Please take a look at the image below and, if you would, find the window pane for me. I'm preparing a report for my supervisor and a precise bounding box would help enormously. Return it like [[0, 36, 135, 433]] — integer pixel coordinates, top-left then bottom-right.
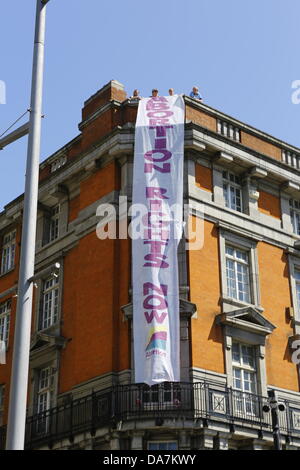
[[223, 184, 229, 207], [233, 343, 257, 407], [40, 277, 59, 330], [226, 246, 234, 257], [223, 173, 242, 212], [0, 300, 11, 347], [226, 246, 250, 302], [291, 204, 300, 235], [232, 343, 240, 363], [233, 368, 242, 390], [237, 264, 250, 302], [241, 345, 255, 367], [1, 231, 16, 274], [226, 259, 237, 299], [148, 442, 177, 450], [236, 249, 247, 262]]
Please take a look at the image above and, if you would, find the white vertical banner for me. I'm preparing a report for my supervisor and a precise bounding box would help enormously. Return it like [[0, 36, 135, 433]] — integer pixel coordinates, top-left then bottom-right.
[[132, 95, 185, 386]]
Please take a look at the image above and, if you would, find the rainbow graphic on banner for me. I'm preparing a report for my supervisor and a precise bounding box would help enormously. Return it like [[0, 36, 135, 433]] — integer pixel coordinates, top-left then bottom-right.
[[146, 327, 167, 352]]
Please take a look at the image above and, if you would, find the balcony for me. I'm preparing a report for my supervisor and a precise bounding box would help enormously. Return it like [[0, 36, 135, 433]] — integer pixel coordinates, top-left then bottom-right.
[[1, 380, 300, 449]]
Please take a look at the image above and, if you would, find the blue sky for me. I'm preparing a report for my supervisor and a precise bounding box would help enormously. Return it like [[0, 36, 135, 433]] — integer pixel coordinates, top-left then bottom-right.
[[0, 0, 299, 210]]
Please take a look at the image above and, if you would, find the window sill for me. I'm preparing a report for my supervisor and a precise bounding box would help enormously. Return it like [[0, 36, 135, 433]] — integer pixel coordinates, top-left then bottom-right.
[[41, 238, 60, 249], [221, 296, 264, 313], [36, 231, 69, 255], [36, 323, 60, 336]]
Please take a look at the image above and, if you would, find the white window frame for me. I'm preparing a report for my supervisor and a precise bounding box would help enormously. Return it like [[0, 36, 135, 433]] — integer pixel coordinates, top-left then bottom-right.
[[147, 441, 178, 450], [222, 328, 268, 397], [232, 342, 258, 416], [219, 229, 261, 311], [39, 276, 59, 331], [289, 199, 300, 236], [222, 171, 243, 212], [218, 308, 275, 400], [36, 366, 54, 433], [1, 230, 16, 275], [225, 245, 251, 303], [0, 300, 11, 348], [49, 205, 60, 243], [37, 367, 52, 413]]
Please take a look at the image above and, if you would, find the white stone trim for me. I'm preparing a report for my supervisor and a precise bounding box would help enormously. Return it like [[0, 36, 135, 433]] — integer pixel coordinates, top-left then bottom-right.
[[223, 329, 268, 396], [189, 196, 296, 249], [219, 227, 261, 310]]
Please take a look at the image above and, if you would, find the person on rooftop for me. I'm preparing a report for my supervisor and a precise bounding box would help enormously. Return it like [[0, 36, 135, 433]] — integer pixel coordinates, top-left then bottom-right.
[[130, 89, 141, 100], [189, 86, 203, 101]]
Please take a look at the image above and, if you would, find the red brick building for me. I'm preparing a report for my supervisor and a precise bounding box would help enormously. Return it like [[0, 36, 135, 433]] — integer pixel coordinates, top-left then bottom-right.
[[1, 80, 300, 450]]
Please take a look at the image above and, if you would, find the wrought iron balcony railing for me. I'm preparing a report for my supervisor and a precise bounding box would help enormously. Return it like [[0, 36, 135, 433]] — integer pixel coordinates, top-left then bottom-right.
[[1, 380, 300, 449]]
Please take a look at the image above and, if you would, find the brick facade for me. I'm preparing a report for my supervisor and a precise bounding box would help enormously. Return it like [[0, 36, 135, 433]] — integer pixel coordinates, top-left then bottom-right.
[[1, 80, 300, 450]]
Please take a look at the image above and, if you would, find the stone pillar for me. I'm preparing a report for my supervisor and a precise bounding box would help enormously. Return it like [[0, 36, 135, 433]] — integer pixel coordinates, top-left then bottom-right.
[[212, 166, 224, 206], [179, 431, 190, 450], [281, 193, 293, 232], [198, 429, 217, 450], [238, 173, 261, 219], [214, 432, 230, 450], [131, 432, 144, 450], [110, 433, 120, 450]]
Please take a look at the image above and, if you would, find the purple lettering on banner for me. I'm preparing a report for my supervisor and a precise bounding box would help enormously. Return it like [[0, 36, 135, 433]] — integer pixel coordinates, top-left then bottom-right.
[[146, 187, 169, 199], [143, 253, 169, 269], [149, 126, 174, 136], [143, 294, 168, 310], [147, 110, 174, 119], [146, 102, 170, 111], [149, 200, 164, 212], [144, 310, 168, 324], [143, 282, 168, 296], [149, 118, 171, 126], [143, 240, 168, 254], [144, 149, 172, 162], [143, 227, 170, 240], [144, 162, 171, 173], [142, 213, 167, 229], [133, 94, 184, 385], [154, 138, 167, 149]]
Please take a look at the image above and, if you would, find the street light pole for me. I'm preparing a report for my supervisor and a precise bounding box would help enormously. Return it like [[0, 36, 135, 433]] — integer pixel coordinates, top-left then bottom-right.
[[268, 390, 283, 451], [6, 0, 49, 450], [263, 390, 285, 450]]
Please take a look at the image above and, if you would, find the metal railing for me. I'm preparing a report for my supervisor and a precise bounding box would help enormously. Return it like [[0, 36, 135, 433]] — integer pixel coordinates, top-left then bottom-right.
[[1, 381, 300, 449]]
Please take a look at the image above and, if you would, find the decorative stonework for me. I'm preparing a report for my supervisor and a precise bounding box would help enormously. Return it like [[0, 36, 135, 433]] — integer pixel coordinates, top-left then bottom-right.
[[211, 392, 227, 414], [51, 155, 67, 173], [291, 409, 300, 430]]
